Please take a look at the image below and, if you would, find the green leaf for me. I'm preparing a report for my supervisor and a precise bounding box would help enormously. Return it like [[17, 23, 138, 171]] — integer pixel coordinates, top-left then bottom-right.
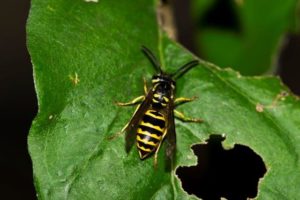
[[27, 0, 300, 199], [192, 0, 300, 75]]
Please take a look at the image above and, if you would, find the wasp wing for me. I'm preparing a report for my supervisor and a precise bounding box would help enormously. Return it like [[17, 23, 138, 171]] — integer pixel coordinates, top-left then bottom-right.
[[124, 89, 154, 153], [165, 101, 176, 169]]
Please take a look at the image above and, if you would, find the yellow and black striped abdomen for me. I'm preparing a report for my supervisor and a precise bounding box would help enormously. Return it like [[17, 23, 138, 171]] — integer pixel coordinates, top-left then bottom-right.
[[136, 109, 166, 159]]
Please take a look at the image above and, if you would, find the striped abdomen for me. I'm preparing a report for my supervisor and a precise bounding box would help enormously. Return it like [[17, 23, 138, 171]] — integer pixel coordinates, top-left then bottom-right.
[[136, 109, 166, 159]]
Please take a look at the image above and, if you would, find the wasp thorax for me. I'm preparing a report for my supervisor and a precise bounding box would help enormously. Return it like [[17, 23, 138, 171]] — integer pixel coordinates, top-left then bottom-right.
[[151, 77, 174, 108]]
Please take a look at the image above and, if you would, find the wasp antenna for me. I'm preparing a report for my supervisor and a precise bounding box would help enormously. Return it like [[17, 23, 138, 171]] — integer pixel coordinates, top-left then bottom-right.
[[171, 60, 199, 80], [141, 45, 163, 74]]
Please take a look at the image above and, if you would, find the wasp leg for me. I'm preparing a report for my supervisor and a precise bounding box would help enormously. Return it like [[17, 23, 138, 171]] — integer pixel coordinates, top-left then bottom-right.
[[109, 102, 143, 140], [116, 95, 145, 106], [174, 96, 198, 107], [107, 122, 129, 140], [107, 131, 123, 140], [153, 141, 163, 169], [174, 109, 203, 123], [153, 129, 168, 168], [143, 77, 148, 94]]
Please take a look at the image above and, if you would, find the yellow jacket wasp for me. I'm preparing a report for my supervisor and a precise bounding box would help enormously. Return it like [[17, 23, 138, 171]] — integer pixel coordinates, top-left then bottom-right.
[[112, 46, 203, 167]]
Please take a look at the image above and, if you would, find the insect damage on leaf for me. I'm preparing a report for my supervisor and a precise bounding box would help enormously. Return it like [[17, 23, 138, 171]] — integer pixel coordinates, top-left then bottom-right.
[[176, 134, 267, 200], [256, 90, 290, 112]]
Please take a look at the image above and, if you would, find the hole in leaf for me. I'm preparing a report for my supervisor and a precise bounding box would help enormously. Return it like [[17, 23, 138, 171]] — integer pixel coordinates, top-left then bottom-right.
[[199, 0, 241, 32], [176, 134, 267, 200]]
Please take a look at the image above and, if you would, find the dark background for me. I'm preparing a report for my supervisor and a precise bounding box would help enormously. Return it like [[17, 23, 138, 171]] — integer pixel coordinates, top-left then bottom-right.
[[0, 0, 299, 199], [0, 0, 37, 199]]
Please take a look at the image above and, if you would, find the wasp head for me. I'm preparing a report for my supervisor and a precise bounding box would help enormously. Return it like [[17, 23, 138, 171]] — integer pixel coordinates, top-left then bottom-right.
[[151, 75, 175, 98]]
